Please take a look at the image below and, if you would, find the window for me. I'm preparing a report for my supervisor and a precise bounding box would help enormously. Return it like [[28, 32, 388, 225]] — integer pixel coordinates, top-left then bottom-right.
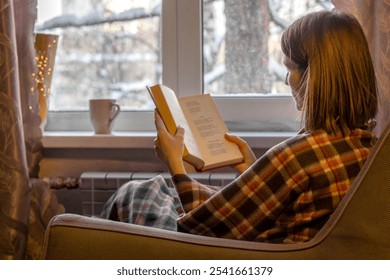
[[203, 0, 334, 95], [37, 0, 333, 133], [202, 0, 334, 132], [36, 0, 161, 131]]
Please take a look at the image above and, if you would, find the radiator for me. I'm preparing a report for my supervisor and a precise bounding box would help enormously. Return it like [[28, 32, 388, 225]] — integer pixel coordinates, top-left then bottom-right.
[[79, 171, 238, 217]]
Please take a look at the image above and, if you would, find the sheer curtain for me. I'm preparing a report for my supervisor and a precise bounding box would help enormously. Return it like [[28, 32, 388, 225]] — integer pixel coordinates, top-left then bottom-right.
[[0, 0, 31, 260], [333, 0, 390, 135], [0, 0, 63, 260]]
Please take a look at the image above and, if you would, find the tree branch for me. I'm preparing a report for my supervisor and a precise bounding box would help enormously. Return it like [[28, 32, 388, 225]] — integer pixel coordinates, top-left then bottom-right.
[[268, 0, 290, 29], [36, 6, 161, 31]]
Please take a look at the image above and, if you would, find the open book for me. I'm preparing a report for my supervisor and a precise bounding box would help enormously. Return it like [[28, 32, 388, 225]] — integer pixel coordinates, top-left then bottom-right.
[[147, 84, 243, 171]]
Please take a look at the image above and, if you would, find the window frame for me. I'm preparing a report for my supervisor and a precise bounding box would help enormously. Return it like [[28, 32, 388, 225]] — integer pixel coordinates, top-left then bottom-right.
[[44, 0, 299, 134]]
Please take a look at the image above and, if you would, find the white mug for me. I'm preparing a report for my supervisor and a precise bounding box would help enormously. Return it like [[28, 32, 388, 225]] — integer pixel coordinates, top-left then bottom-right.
[[89, 99, 121, 134]]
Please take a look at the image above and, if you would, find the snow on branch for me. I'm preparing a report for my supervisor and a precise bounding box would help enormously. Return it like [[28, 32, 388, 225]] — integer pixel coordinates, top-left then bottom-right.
[[36, 5, 161, 31]]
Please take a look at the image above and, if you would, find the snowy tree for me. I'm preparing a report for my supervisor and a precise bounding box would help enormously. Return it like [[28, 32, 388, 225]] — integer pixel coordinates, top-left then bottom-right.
[[36, 0, 333, 110]]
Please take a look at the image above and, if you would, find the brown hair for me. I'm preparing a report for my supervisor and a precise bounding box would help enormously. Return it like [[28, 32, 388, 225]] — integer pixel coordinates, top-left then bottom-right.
[[281, 10, 378, 134]]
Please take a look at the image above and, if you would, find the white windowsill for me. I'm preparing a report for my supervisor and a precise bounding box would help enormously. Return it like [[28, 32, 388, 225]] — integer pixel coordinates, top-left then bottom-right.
[[42, 131, 295, 149]]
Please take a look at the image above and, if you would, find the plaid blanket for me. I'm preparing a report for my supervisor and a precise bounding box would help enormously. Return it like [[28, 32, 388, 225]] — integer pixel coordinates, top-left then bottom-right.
[[100, 175, 183, 231]]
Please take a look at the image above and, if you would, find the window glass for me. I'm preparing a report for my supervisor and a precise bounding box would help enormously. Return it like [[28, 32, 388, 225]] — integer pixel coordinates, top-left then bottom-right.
[[36, 0, 161, 111], [203, 0, 334, 95]]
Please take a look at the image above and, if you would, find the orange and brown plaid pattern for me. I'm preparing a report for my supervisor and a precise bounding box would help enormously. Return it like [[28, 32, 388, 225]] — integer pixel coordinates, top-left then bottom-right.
[[174, 129, 376, 243]]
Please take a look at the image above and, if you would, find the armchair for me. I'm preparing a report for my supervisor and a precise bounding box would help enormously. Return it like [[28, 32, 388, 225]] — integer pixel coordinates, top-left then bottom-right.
[[41, 123, 390, 259]]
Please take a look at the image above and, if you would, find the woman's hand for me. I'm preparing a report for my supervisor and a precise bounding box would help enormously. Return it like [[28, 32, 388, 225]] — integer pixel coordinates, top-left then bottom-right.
[[154, 110, 187, 175], [225, 133, 256, 174]]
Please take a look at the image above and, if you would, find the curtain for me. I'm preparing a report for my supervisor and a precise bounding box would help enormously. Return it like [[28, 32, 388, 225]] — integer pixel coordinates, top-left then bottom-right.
[[0, 0, 31, 260], [14, 0, 43, 178], [0, 0, 64, 260], [333, 0, 390, 136]]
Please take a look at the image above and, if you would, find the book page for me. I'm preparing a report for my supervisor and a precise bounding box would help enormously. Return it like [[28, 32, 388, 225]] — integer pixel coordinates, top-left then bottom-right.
[[179, 94, 243, 170]]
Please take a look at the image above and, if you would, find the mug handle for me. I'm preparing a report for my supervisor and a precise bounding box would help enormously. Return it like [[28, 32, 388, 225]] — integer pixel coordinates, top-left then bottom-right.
[[110, 103, 121, 122]]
